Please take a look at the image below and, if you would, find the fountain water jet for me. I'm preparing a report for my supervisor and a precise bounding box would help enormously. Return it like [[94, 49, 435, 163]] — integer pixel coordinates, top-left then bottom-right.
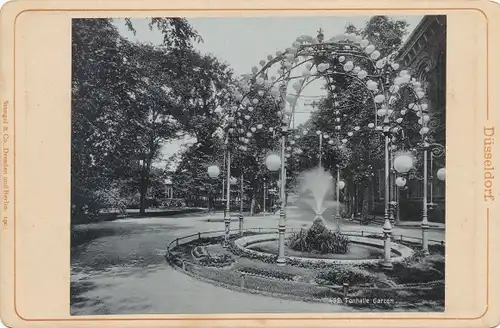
[[296, 166, 343, 226]]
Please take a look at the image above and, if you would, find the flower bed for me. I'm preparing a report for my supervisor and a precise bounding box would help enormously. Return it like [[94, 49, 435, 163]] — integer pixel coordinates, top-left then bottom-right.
[[388, 255, 445, 285], [166, 230, 444, 310], [185, 263, 242, 286], [237, 266, 296, 281], [242, 274, 343, 300], [228, 240, 278, 263], [315, 266, 376, 286], [198, 253, 235, 268], [288, 218, 350, 254]]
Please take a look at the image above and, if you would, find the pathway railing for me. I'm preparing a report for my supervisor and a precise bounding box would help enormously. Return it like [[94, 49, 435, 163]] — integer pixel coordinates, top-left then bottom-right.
[[166, 226, 445, 258], [164, 226, 445, 302]]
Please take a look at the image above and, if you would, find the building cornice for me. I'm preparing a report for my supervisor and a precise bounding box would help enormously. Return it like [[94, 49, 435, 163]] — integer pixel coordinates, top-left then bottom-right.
[[396, 16, 446, 65]]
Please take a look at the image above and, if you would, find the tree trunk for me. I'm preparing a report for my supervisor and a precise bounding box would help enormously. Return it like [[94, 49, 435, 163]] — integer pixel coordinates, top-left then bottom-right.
[[361, 185, 370, 219], [208, 195, 213, 212], [359, 181, 372, 219], [368, 178, 375, 212], [346, 184, 352, 217], [250, 195, 255, 216], [139, 160, 152, 216], [139, 169, 147, 216]]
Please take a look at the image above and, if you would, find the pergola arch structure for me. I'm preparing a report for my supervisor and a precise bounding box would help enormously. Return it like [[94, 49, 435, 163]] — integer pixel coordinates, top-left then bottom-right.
[[217, 30, 435, 266], [225, 30, 430, 157]]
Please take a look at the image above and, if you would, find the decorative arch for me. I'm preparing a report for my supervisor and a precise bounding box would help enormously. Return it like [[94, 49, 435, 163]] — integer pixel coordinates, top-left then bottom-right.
[[225, 30, 430, 157]]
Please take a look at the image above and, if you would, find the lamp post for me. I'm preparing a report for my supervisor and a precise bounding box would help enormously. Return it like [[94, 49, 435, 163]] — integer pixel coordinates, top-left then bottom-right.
[[421, 139, 430, 255], [239, 174, 244, 236], [222, 151, 226, 201], [429, 145, 445, 207], [207, 164, 220, 208], [336, 175, 345, 232], [278, 137, 287, 266], [263, 177, 267, 216], [208, 164, 230, 243], [381, 116, 393, 270], [389, 145, 397, 226], [316, 130, 323, 166], [265, 152, 285, 266], [436, 167, 446, 221], [224, 154, 232, 247], [419, 139, 445, 255], [430, 152, 435, 205]]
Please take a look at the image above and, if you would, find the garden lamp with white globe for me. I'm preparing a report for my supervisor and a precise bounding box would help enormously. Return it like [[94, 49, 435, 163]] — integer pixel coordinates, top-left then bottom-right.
[[207, 165, 220, 179], [437, 167, 446, 181], [265, 150, 286, 266]]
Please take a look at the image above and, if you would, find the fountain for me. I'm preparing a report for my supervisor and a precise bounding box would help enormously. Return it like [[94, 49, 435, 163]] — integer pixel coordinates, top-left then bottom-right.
[[231, 166, 414, 264], [295, 166, 342, 226]]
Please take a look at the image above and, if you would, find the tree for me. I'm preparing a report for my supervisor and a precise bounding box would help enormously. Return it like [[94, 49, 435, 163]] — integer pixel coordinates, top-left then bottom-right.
[[167, 50, 235, 149], [125, 17, 202, 50], [71, 17, 202, 222], [159, 51, 238, 209], [122, 44, 187, 215], [345, 16, 410, 58], [72, 18, 142, 222], [170, 140, 226, 209]]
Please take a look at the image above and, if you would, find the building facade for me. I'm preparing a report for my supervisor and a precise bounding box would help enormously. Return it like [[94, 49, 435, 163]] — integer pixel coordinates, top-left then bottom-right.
[[373, 16, 446, 221], [396, 15, 446, 143], [399, 16, 447, 222], [398, 15, 446, 202]]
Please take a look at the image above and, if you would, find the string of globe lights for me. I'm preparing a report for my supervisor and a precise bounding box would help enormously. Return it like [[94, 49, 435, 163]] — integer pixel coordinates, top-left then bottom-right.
[[225, 72, 430, 162], [228, 85, 386, 159], [221, 28, 430, 268]]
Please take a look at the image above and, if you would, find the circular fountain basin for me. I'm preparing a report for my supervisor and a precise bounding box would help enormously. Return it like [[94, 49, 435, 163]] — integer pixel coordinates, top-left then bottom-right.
[[248, 240, 394, 260], [234, 233, 414, 265]]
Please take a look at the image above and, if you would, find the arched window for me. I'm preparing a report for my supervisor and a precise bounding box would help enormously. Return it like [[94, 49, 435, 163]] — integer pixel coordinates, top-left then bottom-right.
[[417, 69, 430, 110]]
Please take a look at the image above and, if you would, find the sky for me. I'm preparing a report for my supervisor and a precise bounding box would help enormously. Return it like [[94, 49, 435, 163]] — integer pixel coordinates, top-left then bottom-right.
[[113, 15, 423, 168]]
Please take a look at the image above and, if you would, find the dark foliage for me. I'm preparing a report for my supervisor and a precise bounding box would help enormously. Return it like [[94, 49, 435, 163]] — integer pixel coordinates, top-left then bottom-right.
[[288, 217, 350, 254]]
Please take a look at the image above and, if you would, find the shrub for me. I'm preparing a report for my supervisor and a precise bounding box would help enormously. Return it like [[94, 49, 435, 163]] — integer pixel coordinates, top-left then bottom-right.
[[315, 266, 375, 286], [238, 266, 296, 281], [390, 254, 445, 284], [398, 199, 445, 223], [227, 241, 278, 263], [288, 217, 350, 254], [199, 253, 234, 267]]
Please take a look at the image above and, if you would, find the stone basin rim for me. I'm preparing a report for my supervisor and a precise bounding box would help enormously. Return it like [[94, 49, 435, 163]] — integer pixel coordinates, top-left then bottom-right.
[[233, 233, 415, 265]]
